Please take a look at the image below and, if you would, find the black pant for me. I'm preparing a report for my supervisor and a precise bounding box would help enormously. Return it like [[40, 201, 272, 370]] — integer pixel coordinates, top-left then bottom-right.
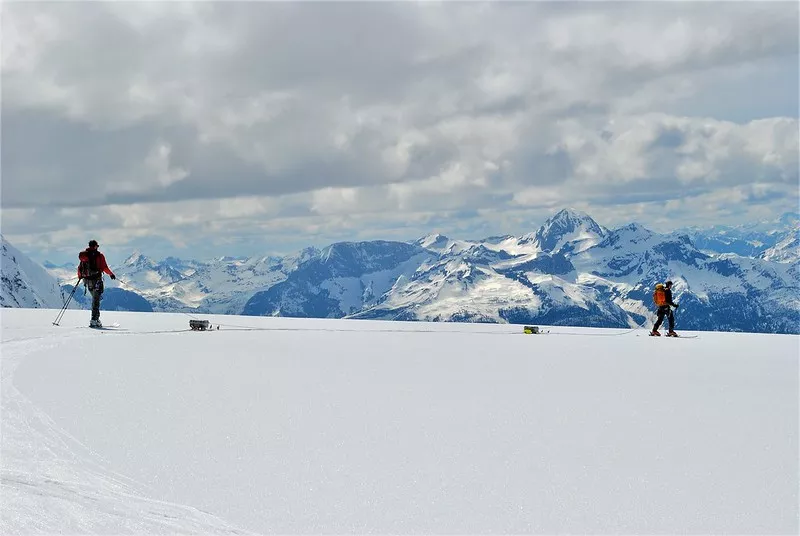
[[85, 278, 104, 321], [653, 305, 674, 332]]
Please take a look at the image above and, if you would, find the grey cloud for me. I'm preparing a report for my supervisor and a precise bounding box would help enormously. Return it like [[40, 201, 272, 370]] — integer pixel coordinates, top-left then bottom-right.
[[549, 101, 610, 121], [470, 94, 531, 118], [742, 187, 791, 205], [1, 207, 126, 236], [506, 147, 575, 188], [2, 0, 798, 259], [581, 185, 718, 209], [648, 128, 686, 150], [211, 3, 432, 100], [4, 106, 459, 208], [664, 57, 799, 122], [401, 143, 461, 183], [2, 109, 158, 207], [539, 3, 799, 107]]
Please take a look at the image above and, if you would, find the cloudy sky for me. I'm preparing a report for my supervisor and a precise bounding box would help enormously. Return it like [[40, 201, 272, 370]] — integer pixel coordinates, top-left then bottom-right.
[[2, 1, 798, 264]]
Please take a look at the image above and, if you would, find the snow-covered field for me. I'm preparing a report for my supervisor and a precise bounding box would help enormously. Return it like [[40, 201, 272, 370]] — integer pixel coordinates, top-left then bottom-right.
[[2, 308, 798, 534]]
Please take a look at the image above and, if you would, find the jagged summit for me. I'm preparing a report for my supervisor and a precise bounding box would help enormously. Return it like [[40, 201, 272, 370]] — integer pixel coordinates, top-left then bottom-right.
[[625, 222, 654, 234], [124, 251, 152, 267], [521, 208, 609, 254], [554, 207, 594, 221], [412, 233, 478, 256], [415, 233, 451, 251]]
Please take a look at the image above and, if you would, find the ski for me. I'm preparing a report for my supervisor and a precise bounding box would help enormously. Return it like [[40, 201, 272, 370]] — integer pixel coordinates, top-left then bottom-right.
[[643, 333, 698, 339], [82, 322, 123, 330]]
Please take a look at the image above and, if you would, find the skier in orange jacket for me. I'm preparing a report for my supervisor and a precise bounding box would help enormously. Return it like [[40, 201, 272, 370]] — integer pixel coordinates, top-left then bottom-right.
[[651, 280, 679, 336]]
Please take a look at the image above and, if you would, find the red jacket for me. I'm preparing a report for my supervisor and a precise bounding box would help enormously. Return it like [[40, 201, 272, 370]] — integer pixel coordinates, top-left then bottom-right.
[[78, 249, 115, 279]]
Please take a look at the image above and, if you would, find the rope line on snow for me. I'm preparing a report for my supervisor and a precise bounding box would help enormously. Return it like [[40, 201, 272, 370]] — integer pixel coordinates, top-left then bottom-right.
[[54, 310, 655, 338], [177, 311, 653, 337], [185, 313, 526, 336], [48, 311, 656, 338]]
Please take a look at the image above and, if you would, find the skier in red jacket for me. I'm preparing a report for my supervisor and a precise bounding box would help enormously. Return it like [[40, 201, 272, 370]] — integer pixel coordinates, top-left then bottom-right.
[[78, 240, 116, 328]]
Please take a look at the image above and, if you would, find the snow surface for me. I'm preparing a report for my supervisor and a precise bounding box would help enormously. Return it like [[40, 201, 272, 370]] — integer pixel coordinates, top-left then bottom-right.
[[2, 308, 798, 534]]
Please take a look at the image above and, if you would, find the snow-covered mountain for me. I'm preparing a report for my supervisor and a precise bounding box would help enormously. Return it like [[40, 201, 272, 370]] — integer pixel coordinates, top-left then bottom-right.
[[760, 232, 799, 264], [90, 248, 319, 315], [1, 236, 69, 309], [266, 209, 798, 334], [114, 251, 188, 290], [413, 233, 477, 256], [518, 208, 610, 254], [570, 224, 800, 334], [677, 212, 799, 257], [349, 244, 632, 327], [243, 241, 432, 317], [156, 248, 318, 315], [42, 261, 78, 286], [412, 209, 608, 260], [9, 208, 799, 334]]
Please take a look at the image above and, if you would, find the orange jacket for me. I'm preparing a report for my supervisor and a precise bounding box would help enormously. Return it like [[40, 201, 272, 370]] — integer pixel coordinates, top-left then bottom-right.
[[77, 249, 115, 279]]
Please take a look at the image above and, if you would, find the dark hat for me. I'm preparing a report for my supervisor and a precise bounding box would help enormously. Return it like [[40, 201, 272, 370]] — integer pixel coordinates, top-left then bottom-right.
[[88, 240, 99, 248], [665, 280, 673, 287]]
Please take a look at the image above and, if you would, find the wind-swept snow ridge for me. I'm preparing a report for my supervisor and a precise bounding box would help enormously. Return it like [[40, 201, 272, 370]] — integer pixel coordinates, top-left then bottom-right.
[[1, 236, 68, 309]]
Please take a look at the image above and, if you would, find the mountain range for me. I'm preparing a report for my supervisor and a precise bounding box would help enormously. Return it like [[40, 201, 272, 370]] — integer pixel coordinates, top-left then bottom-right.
[[3, 209, 798, 334]]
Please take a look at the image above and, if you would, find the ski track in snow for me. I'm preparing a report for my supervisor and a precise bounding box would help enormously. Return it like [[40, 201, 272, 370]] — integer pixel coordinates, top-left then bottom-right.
[[1, 308, 798, 534], [1, 317, 255, 535]]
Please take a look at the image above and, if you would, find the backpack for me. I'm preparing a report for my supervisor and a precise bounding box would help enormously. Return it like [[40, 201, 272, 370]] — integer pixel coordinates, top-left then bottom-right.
[[653, 283, 666, 306], [78, 249, 101, 280]]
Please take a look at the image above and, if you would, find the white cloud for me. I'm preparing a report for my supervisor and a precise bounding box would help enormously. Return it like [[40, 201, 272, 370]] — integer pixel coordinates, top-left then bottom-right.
[[1, 1, 797, 262]]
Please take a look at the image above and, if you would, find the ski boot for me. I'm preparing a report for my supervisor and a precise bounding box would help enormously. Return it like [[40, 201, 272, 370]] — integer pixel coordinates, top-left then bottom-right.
[[89, 319, 103, 328], [666, 330, 678, 337], [649, 329, 661, 336]]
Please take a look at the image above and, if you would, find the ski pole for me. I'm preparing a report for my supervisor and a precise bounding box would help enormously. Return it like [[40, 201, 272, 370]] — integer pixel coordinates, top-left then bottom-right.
[[53, 278, 81, 326]]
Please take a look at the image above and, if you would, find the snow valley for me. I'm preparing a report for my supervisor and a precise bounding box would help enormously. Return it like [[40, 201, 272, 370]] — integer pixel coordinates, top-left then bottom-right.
[[3, 208, 799, 334], [1, 308, 798, 533]]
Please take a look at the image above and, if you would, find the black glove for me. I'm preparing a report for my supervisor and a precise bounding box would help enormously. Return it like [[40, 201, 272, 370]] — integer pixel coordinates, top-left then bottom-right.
[[673, 303, 679, 309], [110, 274, 116, 280]]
